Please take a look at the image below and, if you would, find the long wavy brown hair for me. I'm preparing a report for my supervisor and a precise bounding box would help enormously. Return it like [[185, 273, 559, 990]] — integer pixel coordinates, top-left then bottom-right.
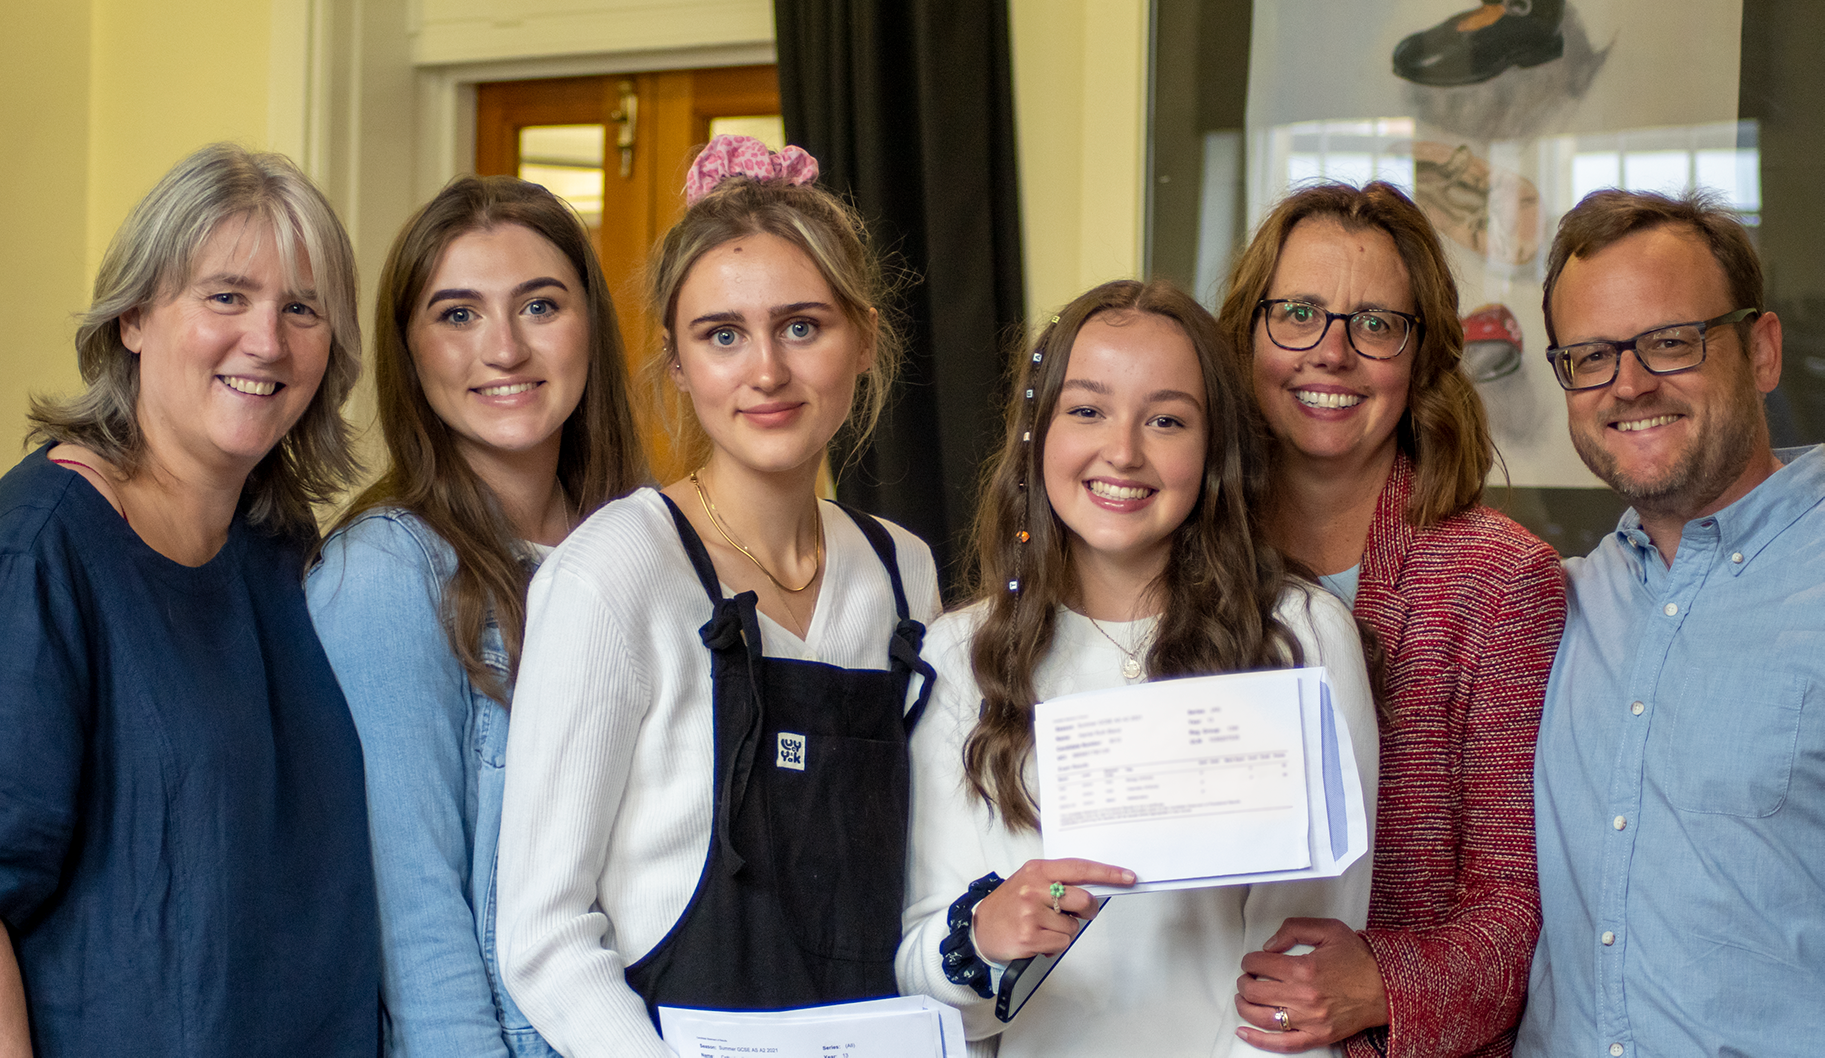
[[325, 176, 647, 701], [1216, 181, 1493, 526], [963, 279, 1306, 831]]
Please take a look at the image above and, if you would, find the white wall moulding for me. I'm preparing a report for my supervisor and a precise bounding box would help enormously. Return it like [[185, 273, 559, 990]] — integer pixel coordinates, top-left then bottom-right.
[[414, 0, 775, 66]]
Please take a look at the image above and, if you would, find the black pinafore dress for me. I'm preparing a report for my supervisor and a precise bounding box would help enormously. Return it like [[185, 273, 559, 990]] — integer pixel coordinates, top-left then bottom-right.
[[624, 495, 934, 1020]]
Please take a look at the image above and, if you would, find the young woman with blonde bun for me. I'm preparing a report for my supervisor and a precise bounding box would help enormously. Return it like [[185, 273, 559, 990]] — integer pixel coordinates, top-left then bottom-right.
[[496, 136, 941, 1058]]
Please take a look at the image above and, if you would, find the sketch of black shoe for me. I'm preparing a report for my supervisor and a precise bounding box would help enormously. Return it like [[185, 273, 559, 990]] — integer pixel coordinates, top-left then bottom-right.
[[1393, 0, 1565, 87]]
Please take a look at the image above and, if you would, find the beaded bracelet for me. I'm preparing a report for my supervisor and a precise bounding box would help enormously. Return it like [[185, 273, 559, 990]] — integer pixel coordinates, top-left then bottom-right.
[[938, 872, 1004, 997]]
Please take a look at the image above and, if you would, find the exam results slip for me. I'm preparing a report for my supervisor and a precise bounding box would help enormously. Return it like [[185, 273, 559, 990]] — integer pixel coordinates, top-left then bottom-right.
[[1033, 667, 1368, 894], [659, 996, 966, 1058]]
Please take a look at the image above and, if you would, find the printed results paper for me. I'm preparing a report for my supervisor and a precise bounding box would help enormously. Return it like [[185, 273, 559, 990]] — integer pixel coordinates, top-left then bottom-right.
[[1034, 667, 1367, 894], [659, 996, 966, 1058]]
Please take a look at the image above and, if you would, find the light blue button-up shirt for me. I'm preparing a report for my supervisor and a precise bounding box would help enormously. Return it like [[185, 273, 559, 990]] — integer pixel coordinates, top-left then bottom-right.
[[309, 510, 560, 1058], [1518, 445, 1825, 1058]]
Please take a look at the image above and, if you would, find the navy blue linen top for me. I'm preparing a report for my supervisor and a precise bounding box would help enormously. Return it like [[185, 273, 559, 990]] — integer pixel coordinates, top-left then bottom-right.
[[0, 446, 379, 1057]]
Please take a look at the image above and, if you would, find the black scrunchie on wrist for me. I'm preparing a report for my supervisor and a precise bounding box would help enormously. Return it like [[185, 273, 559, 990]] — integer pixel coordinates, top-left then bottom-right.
[[938, 872, 1005, 997]]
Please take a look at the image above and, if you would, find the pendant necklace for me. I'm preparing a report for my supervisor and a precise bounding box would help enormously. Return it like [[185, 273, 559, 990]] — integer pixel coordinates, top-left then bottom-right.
[[1085, 613, 1153, 679], [690, 469, 823, 594]]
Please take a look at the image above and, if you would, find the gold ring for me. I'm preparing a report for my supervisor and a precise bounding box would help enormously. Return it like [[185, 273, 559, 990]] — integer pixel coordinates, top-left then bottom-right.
[[1272, 1007, 1291, 1032]]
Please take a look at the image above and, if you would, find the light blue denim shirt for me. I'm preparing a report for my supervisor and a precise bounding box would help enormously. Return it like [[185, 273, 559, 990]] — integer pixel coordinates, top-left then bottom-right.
[[1518, 445, 1825, 1058], [308, 510, 558, 1058]]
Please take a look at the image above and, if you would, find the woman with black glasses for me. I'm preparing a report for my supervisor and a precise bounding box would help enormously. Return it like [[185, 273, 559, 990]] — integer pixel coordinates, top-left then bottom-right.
[[1213, 182, 1566, 1058]]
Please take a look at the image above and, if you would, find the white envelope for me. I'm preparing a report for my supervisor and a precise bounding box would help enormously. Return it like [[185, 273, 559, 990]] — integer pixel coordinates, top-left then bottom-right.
[[1034, 666, 1368, 895]]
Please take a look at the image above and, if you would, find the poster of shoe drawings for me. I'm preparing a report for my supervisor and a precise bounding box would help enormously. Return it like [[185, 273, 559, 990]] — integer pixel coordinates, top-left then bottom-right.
[[1239, 0, 1749, 487]]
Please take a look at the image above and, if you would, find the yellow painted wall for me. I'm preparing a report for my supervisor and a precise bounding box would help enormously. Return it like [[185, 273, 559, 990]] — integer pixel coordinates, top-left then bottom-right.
[[85, 0, 275, 276], [1009, 0, 1150, 322], [0, 2, 95, 463]]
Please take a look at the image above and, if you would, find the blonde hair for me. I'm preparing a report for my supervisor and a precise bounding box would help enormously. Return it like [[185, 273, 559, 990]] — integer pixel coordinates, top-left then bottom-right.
[[640, 173, 901, 470], [28, 142, 361, 538]]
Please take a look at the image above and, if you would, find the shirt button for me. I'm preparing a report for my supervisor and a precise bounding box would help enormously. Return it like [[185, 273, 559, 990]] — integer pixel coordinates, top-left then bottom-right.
[[1731, 552, 1744, 564], [1611, 1045, 1625, 1057], [1663, 602, 1679, 616], [1613, 815, 1627, 831], [1602, 930, 1616, 945], [1631, 701, 1645, 716]]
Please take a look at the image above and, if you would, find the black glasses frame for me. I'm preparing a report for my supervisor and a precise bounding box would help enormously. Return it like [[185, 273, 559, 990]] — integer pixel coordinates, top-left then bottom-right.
[[1256, 299, 1422, 361], [1543, 307, 1759, 391]]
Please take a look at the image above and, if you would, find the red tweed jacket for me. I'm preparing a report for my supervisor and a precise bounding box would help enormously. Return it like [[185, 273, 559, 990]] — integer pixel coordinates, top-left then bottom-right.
[[1345, 456, 1566, 1058]]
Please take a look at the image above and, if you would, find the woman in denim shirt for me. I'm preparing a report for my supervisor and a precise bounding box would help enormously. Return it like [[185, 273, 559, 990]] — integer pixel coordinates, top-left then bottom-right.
[[306, 176, 646, 1057]]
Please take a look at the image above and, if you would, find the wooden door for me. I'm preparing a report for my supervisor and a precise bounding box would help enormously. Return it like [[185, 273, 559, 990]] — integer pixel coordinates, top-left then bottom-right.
[[475, 66, 782, 482]]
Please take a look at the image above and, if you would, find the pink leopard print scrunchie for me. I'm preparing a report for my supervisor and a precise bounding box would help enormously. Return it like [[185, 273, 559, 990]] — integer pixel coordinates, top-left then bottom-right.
[[684, 134, 820, 205]]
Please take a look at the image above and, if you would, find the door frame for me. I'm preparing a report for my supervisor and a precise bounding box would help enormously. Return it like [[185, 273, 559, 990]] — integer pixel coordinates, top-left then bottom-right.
[[410, 43, 776, 209], [467, 63, 781, 482]]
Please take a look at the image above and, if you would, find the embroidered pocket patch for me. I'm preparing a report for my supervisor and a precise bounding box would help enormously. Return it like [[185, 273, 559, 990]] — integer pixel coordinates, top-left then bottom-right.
[[776, 732, 807, 770]]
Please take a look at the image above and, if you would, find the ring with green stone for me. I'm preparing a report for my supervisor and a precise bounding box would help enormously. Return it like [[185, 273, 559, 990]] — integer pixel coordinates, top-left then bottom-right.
[[1049, 881, 1065, 912]]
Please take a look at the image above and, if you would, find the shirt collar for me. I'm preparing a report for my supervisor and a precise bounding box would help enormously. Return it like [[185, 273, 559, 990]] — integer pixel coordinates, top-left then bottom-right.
[[1610, 444, 1825, 576]]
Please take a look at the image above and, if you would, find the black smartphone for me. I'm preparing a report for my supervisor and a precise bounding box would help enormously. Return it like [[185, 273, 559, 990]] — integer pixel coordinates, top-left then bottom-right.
[[993, 896, 1112, 1022]]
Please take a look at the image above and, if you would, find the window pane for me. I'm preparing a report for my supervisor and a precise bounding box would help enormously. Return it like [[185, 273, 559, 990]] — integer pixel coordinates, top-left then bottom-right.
[[518, 124, 605, 228], [708, 115, 785, 151], [1623, 150, 1692, 195]]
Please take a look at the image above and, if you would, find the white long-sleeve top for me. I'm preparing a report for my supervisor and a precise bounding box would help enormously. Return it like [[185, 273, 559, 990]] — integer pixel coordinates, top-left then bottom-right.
[[897, 586, 1379, 1058], [497, 488, 941, 1058]]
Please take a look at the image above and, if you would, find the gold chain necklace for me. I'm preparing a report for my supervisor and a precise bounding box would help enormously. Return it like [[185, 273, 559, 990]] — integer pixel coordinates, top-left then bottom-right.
[[690, 469, 823, 594], [1084, 613, 1153, 679]]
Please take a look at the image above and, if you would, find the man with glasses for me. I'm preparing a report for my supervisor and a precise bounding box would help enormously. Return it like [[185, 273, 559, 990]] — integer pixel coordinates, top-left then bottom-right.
[[1517, 188, 1825, 1057]]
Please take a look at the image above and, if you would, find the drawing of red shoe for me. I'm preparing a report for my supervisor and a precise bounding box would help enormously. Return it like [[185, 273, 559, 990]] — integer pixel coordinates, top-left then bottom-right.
[[1393, 0, 1565, 87], [1462, 304, 1524, 383]]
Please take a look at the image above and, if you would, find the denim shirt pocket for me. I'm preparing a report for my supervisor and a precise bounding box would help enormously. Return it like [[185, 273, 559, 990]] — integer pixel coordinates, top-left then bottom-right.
[[1654, 670, 1806, 817]]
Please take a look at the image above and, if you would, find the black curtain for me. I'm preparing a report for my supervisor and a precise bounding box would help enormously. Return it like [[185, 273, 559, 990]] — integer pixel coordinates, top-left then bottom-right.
[[776, 0, 1027, 597]]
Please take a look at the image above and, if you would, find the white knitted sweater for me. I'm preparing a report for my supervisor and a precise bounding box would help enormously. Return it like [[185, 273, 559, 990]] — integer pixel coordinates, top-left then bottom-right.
[[497, 488, 941, 1058]]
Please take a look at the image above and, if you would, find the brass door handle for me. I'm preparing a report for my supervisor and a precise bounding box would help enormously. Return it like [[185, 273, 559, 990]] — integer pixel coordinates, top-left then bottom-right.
[[609, 79, 637, 178]]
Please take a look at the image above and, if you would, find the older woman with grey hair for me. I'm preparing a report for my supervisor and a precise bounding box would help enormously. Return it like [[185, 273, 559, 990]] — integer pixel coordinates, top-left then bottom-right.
[[0, 143, 378, 1058]]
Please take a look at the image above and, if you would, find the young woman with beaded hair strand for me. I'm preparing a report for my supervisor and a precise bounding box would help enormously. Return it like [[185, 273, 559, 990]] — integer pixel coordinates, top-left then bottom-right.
[[896, 278, 1378, 1057], [494, 135, 941, 1058]]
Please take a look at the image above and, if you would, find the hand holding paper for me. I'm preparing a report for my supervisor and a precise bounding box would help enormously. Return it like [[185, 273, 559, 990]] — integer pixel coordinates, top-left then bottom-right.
[[972, 857, 1133, 963]]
